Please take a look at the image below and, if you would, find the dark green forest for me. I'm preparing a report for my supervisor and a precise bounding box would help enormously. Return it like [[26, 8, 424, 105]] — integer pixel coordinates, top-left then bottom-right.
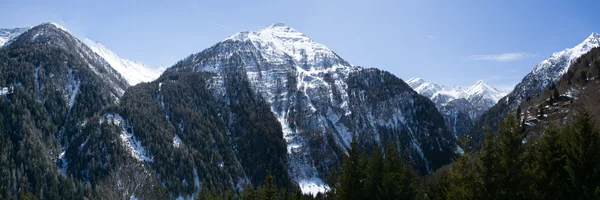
[[204, 109, 600, 200]]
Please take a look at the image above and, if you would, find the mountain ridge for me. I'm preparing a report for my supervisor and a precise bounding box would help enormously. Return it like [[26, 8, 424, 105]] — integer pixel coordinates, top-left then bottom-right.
[[407, 78, 507, 108], [468, 31, 600, 149], [164, 22, 457, 194], [82, 38, 165, 85]]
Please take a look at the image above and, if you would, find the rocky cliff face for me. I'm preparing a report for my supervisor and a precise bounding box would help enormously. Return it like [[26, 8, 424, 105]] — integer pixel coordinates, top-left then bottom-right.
[[165, 23, 456, 194]]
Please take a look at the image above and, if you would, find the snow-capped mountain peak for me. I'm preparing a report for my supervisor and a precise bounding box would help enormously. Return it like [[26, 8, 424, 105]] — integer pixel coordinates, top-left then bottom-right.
[[46, 22, 70, 33], [408, 79, 445, 98], [169, 23, 457, 195], [533, 32, 600, 78], [462, 80, 506, 103], [82, 38, 164, 85], [585, 32, 600, 43], [269, 22, 288, 28], [407, 78, 426, 88], [408, 78, 507, 108], [225, 23, 343, 70]]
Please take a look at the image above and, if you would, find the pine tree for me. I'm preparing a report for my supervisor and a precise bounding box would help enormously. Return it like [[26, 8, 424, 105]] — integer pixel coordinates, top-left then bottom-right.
[[562, 109, 600, 198], [242, 183, 257, 200], [381, 142, 417, 200], [526, 123, 569, 199], [365, 145, 384, 199], [337, 134, 365, 200], [481, 114, 527, 199], [262, 172, 277, 200], [446, 153, 484, 200]]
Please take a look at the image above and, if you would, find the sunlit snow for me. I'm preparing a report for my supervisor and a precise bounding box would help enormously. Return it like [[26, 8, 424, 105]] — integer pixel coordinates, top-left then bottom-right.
[[83, 38, 164, 85]]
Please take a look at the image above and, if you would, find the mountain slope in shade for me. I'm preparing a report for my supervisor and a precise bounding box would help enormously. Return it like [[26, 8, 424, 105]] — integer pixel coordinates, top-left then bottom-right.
[[469, 32, 600, 149], [83, 39, 165, 85], [165, 23, 456, 195], [7, 22, 129, 96], [0, 22, 165, 199]]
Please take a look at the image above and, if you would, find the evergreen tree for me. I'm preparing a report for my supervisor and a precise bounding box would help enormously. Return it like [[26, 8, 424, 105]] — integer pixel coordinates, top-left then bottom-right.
[[242, 183, 257, 200], [446, 153, 484, 200], [262, 173, 277, 200], [364, 145, 384, 199], [337, 134, 365, 200], [381, 142, 418, 200], [481, 114, 527, 199], [527, 123, 569, 199], [562, 109, 600, 198]]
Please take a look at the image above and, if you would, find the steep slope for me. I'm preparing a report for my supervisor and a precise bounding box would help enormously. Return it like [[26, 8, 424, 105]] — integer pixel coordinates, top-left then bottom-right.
[[469, 33, 600, 148], [7, 22, 129, 96], [108, 70, 292, 198], [164, 23, 456, 194], [519, 46, 600, 139], [0, 23, 166, 199], [407, 78, 507, 137], [83, 38, 165, 85], [0, 27, 30, 46]]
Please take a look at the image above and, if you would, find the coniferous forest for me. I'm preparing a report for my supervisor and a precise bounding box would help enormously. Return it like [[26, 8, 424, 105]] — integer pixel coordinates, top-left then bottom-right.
[[206, 108, 600, 200]]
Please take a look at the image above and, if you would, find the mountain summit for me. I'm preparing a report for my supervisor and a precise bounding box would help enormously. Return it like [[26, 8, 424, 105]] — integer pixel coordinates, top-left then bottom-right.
[[532, 32, 600, 80], [470, 32, 600, 148], [224, 23, 348, 71], [162, 23, 456, 195]]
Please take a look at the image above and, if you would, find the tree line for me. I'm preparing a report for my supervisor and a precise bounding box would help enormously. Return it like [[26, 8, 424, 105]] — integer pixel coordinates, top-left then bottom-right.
[[203, 108, 600, 200]]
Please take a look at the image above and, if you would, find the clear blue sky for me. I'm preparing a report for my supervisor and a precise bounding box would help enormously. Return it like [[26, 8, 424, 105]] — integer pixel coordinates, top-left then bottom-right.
[[1, 0, 599, 90]]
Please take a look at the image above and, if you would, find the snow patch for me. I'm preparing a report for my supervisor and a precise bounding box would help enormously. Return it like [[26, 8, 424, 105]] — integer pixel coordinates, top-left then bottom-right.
[[173, 134, 182, 148], [298, 177, 330, 196], [456, 145, 464, 155], [68, 80, 81, 110], [104, 114, 153, 162], [83, 38, 164, 85], [58, 150, 68, 175]]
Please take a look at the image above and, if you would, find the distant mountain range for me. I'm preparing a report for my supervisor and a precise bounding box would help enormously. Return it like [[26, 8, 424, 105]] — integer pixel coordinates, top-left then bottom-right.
[[407, 78, 507, 137]]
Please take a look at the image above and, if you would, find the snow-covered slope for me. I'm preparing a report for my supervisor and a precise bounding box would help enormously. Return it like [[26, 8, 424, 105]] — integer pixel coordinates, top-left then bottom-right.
[[509, 32, 600, 108], [463, 80, 506, 104], [408, 78, 507, 137], [470, 32, 600, 148], [533, 32, 600, 82], [0, 27, 30, 47], [225, 22, 345, 70], [407, 78, 507, 108], [83, 39, 165, 85], [166, 23, 456, 195]]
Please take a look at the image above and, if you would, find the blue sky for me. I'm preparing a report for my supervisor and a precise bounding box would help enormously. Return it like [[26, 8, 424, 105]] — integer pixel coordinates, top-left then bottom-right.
[[1, 0, 599, 90]]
